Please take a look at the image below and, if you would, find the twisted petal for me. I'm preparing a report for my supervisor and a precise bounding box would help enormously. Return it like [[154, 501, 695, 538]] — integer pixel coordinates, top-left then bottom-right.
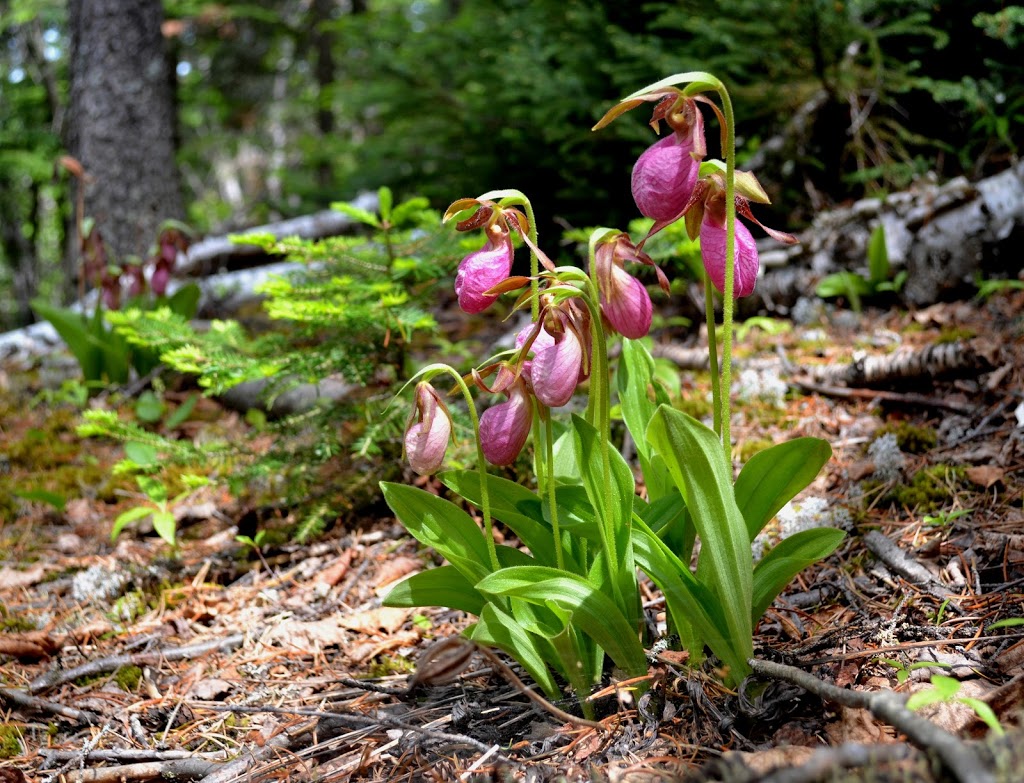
[[700, 215, 759, 298], [531, 328, 583, 408], [479, 385, 532, 466], [631, 133, 701, 222], [404, 384, 451, 475], [454, 239, 513, 314], [599, 262, 653, 339]]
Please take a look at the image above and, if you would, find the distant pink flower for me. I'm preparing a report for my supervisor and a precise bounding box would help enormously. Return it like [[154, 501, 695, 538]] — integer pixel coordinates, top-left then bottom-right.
[[700, 205, 760, 298], [479, 382, 533, 466], [454, 237, 513, 314], [404, 382, 451, 475]]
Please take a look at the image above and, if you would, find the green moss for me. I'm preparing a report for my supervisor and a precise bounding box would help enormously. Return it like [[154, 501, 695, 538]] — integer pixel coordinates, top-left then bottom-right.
[[877, 421, 937, 454], [675, 392, 713, 422], [936, 326, 976, 344], [114, 664, 143, 692], [365, 655, 416, 678], [738, 437, 775, 464], [0, 724, 22, 759], [890, 465, 965, 511]]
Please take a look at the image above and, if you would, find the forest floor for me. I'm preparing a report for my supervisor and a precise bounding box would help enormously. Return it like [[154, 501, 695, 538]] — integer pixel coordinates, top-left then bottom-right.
[[1, 290, 1023, 783]]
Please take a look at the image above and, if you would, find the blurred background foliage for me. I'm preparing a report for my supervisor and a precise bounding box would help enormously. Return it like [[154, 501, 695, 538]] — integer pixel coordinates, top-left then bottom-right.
[[2, 0, 1022, 330]]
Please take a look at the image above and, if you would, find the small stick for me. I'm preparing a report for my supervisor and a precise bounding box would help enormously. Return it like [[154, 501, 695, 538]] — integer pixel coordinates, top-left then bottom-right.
[[28, 633, 249, 695], [749, 657, 994, 783], [0, 685, 100, 724], [57, 758, 219, 783]]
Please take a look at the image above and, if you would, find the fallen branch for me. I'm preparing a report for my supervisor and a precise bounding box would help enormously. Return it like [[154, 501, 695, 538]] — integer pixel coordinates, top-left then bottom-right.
[[762, 741, 914, 783], [28, 633, 249, 695], [791, 378, 977, 414], [805, 341, 987, 387], [749, 657, 994, 783], [58, 759, 218, 783], [0, 686, 100, 724], [863, 530, 962, 609]]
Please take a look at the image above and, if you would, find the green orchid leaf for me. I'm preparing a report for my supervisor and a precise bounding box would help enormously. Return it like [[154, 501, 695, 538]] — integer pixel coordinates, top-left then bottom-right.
[[618, 339, 673, 501], [632, 519, 749, 678], [475, 565, 647, 678], [571, 414, 639, 629], [166, 283, 201, 319], [646, 406, 753, 675], [751, 528, 846, 620], [735, 438, 832, 541], [439, 470, 559, 567], [867, 223, 890, 285], [382, 565, 486, 617], [469, 603, 561, 700], [380, 482, 492, 585]]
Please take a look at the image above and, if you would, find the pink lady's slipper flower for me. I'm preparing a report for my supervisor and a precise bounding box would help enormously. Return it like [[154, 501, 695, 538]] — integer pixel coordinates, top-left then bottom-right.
[[479, 381, 533, 466], [593, 233, 669, 340], [516, 307, 586, 408], [404, 382, 452, 475], [454, 230, 514, 314], [687, 173, 798, 298], [631, 96, 706, 223]]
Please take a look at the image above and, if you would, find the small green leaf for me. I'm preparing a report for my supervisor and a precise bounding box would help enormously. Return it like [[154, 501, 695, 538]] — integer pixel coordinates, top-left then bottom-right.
[[124, 442, 159, 467], [867, 224, 890, 285], [331, 201, 381, 228], [957, 698, 1005, 737], [470, 604, 561, 700], [166, 283, 201, 319], [111, 506, 154, 540], [164, 393, 199, 429], [13, 489, 67, 512], [152, 510, 177, 546], [135, 390, 165, 423], [987, 618, 1024, 630], [136, 475, 168, 504], [377, 186, 393, 222]]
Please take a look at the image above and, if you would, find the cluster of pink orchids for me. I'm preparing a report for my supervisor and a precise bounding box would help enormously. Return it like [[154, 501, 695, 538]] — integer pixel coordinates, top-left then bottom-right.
[[404, 90, 795, 474]]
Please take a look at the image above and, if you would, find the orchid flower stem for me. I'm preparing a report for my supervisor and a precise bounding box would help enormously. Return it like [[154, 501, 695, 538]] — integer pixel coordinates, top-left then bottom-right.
[[523, 199, 540, 321], [704, 274, 722, 437], [542, 415, 565, 571], [429, 365, 499, 572], [582, 276, 621, 604], [718, 84, 737, 462]]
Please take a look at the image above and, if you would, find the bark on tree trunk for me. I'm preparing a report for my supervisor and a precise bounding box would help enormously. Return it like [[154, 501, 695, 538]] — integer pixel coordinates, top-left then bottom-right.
[[67, 0, 184, 262]]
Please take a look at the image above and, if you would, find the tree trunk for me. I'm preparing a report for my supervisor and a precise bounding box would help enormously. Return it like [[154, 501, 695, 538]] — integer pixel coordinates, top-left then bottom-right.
[[67, 0, 184, 262]]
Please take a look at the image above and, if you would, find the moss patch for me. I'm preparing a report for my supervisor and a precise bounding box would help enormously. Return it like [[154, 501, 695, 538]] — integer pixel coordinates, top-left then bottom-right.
[[878, 421, 937, 454]]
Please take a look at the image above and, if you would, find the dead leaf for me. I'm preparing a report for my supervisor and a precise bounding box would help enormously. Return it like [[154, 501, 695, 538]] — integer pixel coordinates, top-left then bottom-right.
[[374, 556, 421, 590], [0, 564, 46, 589], [263, 618, 350, 649], [314, 550, 353, 587], [338, 606, 409, 635], [965, 465, 1004, 488], [346, 629, 420, 664], [0, 636, 53, 661], [188, 677, 235, 701], [727, 746, 815, 775]]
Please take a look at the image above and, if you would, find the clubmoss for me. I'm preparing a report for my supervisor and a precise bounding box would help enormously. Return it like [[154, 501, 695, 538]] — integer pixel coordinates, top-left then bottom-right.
[[114, 664, 143, 692], [366, 655, 416, 679], [877, 421, 937, 454], [738, 437, 775, 464], [0, 724, 22, 759], [890, 465, 965, 511]]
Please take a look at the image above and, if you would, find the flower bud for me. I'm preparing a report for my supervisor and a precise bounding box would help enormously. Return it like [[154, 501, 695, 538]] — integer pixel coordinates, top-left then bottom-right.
[[454, 235, 513, 314], [151, 261, 171, 297], [479, 383, 532, 466], [700, 211, 759, 298], [404, 382, 451, 475], [593, 235, 658, 340]]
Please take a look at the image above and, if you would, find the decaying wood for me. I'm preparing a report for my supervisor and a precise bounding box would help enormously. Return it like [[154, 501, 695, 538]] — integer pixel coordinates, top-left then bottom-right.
[[755, 159, 1024, 310], [0, 686, 100, 724], [175, 191, 379, 276], [805, 340, 989, 387], [863, 530, 962, 610]]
